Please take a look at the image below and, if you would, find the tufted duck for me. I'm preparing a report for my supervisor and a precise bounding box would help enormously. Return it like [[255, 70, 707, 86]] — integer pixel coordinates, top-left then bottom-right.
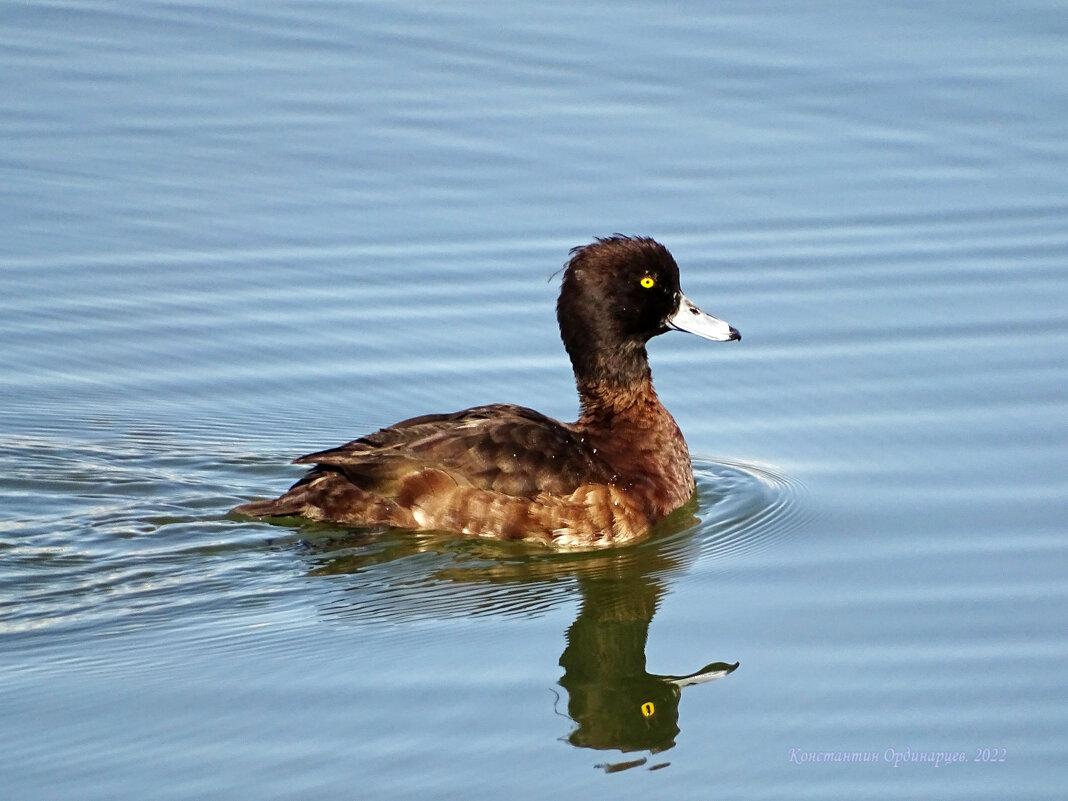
[[233, 235, 739, 547]]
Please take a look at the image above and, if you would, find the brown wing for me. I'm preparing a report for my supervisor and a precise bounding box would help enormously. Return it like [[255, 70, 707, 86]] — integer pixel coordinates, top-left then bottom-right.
[[292, 404, 615, 498]]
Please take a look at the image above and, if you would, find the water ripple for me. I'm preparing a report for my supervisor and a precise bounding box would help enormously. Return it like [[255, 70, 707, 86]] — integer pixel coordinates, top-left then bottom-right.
[[0, 432, 805, 638], [0, 435, 296, 641], [688, 457, 810, 563]]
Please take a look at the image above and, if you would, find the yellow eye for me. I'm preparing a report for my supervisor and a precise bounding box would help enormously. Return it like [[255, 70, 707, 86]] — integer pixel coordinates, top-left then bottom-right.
[[640, 275, 655, 289]]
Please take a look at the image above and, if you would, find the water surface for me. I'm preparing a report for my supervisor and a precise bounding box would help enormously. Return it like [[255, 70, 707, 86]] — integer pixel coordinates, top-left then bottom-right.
[[2, 2, 1066, 799]]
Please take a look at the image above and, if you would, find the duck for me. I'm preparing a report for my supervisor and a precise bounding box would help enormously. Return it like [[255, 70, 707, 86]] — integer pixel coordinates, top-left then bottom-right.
[[233, 235, 740, 547]]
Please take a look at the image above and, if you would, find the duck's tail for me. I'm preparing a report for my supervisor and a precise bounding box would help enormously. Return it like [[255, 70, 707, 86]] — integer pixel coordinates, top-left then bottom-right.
[[232, 468, 418, 528], [231, 495, 305, 517], [232, 469, 324, 518]]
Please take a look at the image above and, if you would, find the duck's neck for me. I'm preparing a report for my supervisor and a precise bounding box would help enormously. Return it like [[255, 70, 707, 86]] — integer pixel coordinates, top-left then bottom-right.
[[573, 344, 658, 424], [576, 373, 658, 426], [572, 349, 695, 515]]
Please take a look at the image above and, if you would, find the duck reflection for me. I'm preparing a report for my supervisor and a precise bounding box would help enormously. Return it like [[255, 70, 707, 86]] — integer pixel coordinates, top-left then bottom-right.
[[560, 561, 738, 760], [287, 501, 738, 767]]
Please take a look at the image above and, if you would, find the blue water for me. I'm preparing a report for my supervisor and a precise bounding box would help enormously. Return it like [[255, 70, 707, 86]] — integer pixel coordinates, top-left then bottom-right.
[[2, 2, 1066, 798]]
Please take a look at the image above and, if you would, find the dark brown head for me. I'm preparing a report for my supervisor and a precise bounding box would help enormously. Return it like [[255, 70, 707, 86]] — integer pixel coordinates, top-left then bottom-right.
[[556, 236, 739, 387]]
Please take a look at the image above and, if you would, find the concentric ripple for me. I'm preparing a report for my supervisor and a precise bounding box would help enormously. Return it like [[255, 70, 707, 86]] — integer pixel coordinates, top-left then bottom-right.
[[686, 456, 811, 563]]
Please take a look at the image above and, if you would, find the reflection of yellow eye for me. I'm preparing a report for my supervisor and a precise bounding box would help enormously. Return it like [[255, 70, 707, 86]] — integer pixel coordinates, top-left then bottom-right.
[[640, 275, 655, 289]]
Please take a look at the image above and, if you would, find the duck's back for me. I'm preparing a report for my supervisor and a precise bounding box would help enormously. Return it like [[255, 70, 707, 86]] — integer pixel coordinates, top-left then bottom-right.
[[296, 404, 613, 496], [232, 404, 627, 540]]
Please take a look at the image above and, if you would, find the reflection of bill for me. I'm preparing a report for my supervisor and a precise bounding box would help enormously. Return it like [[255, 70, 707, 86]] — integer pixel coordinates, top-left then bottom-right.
[[558, 564, 738, 765]]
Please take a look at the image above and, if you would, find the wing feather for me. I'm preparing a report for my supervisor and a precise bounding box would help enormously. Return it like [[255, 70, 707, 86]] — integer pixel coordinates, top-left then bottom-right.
[[292, 404, 613, 497]]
